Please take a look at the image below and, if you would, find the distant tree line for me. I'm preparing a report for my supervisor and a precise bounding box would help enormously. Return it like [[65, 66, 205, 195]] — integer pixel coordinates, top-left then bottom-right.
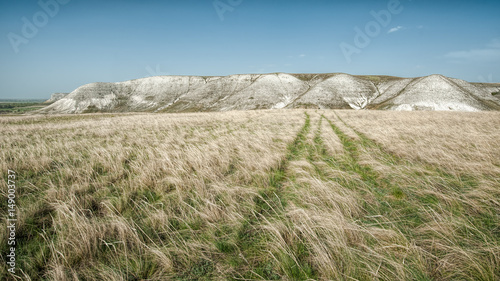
[[0, 102, 39, 109]]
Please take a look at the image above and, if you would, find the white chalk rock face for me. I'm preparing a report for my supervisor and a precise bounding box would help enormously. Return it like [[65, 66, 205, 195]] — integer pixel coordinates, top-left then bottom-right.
[[38, 73, 500, 114], [44, 93, 69, 104], [292, 74, 379, 109], [380, 75, 495, 111]]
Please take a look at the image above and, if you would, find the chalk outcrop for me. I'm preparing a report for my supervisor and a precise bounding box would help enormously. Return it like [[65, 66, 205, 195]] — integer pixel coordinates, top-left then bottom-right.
[[39, 73, 500, 113], [44, 93, 69, 104]]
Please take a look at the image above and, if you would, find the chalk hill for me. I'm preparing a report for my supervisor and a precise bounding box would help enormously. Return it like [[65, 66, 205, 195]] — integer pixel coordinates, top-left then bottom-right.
[[38, 73, 500, 113], [44, 93, 69, 104]]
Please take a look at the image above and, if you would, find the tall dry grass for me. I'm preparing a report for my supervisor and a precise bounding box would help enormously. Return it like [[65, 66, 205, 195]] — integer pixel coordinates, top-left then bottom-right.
[[334, 110, 500, 176], [0, 109, 498, 280]]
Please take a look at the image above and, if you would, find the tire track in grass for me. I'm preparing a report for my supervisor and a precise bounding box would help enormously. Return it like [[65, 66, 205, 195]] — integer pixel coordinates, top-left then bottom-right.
[[311, 114, 434, 279], [232, 112, 426, 280], [221, 110, 495, 281], [322, 112, 499, 280], [256, 112, 374, 280], [330, 111, 484, 223], [328, 115, 424, 230], [282, 113, 402, 280], [322, 114, 390, 194], [332, 110, 480, 190], [230, 112, 316, 280], [321, 113, 431, 232]]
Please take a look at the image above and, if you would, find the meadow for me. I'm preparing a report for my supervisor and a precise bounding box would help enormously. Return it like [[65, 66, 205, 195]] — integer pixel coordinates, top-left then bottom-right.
[[0, 110, 499, 280]]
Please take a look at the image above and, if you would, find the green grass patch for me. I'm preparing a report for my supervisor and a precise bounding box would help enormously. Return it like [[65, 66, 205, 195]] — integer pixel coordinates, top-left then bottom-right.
[[0, 102, 46, 114]]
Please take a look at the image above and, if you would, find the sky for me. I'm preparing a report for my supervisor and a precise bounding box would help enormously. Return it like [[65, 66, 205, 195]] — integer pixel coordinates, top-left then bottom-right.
[[1, 0, 500, 99]]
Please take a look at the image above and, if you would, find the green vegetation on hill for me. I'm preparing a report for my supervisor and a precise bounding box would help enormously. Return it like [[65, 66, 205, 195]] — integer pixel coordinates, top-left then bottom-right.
[[355, 75, 403, 84]]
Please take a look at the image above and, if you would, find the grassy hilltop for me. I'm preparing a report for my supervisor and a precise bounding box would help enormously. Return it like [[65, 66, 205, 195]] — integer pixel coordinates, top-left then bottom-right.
[[0, 110, 499, 280]]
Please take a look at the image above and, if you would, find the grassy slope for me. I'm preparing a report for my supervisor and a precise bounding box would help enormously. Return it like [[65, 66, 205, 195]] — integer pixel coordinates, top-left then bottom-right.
[[0, 110, 499, 280]]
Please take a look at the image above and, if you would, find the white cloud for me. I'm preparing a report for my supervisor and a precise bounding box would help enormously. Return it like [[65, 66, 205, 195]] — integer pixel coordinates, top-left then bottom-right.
[[444, 39, 500, 62], [288, 54, 306, 59], [387, 26, 403, 34]]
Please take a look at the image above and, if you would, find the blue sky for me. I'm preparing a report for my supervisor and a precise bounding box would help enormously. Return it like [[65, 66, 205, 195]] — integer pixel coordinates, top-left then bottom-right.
[[1, 0, 499, 99]]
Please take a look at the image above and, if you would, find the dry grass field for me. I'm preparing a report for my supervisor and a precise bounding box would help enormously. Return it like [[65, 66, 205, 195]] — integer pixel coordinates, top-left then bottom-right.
[[0, 110, 499, 280]]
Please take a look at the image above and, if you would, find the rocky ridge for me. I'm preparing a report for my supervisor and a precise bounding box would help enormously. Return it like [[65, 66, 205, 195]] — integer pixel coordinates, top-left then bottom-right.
[[38, 73, 500, 113], [44, 93, 69, 104]]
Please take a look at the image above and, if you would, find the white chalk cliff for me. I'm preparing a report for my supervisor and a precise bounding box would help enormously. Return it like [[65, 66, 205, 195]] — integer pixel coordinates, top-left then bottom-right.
[[38, 73, 500, 113]]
